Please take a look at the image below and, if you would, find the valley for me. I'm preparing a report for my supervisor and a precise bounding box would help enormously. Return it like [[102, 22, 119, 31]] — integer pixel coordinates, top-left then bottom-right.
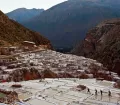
[[0, 0, 120, 105]]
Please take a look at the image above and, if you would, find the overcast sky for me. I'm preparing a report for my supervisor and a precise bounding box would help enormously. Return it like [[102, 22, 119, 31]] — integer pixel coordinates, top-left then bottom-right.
[[0, 0, 67, 13]]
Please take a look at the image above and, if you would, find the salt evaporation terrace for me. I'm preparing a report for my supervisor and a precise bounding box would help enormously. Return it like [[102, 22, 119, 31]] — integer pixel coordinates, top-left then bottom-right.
[[0, 50, 120, 105], [1, 50, 120, 80], [0, 78, 120, 105]]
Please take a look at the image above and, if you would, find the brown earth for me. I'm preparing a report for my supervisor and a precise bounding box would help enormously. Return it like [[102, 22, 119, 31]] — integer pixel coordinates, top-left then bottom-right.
[[0, 10, 52, 48], [72, 19, 120, 75]]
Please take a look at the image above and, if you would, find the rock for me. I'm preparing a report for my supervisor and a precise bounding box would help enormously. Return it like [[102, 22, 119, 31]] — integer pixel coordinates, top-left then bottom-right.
[[72, 19, 120, 75]]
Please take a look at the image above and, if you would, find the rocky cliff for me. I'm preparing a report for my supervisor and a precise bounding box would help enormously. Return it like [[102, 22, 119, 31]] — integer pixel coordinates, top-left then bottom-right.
[[72, 19, 120, 74], [0, 10, 52, 48]]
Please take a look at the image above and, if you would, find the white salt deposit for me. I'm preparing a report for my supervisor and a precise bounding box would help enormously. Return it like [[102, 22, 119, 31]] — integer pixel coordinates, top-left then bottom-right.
[[0, 78, 120, 105]]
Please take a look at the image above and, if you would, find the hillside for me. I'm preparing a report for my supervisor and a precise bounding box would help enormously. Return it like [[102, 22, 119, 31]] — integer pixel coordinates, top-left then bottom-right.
[[72, 19, 120, 74], [23, 0, 120, 49], [0, 10, 52, 47], [6, 8, 44, 23]]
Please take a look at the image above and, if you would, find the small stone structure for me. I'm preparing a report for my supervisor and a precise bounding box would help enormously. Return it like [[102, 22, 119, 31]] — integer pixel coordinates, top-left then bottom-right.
[[0, 56, 15, 66], [0, 47, 18, 55], [38, 45, 48, 50], [22, 41, 37, 51]]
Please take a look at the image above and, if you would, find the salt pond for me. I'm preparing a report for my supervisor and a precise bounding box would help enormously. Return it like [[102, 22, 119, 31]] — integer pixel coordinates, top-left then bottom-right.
[[0, 78, 120, 105]]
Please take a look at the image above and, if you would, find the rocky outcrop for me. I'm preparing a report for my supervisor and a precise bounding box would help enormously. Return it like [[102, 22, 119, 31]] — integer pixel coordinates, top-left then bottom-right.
[[72, 19, 120, 75], [0, 10, 52, 48]]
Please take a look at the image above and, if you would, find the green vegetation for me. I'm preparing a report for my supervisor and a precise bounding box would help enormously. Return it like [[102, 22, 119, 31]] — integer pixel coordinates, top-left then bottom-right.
[[0, 93, 6, 98]]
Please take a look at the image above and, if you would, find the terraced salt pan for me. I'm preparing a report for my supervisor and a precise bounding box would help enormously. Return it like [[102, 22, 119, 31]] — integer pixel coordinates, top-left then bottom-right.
[[1, 79, 120, 105], [85, 98, 118, 105], [66, 91, 89, 98], [54, 95, 77, 103], [40, 88, 58, 96], [28, 99, 55, 105], [46, 97, 69, 105], [90, 95, 119, 103]]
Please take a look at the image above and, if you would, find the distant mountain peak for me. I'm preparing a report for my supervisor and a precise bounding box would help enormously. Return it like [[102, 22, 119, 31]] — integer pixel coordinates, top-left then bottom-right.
[[11, 7, 44, 11], [6, 8, 44, 23], [22, 0, 120, 49]]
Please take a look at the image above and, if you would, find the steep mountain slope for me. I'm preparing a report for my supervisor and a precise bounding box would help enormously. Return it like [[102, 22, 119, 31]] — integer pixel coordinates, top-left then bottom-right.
[[6, 8, 44, 23], [72, 19, 120, 74], [23, 0, 120, 49], [0, 10, 51, 47]]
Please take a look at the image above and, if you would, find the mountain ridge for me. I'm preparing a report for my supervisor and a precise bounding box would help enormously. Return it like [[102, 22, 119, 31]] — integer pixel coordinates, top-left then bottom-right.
[[72, 18, 120, 75], [22, 0, 120, 49], [0, 10, 52, 48], [6, 8, 44, 23]]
